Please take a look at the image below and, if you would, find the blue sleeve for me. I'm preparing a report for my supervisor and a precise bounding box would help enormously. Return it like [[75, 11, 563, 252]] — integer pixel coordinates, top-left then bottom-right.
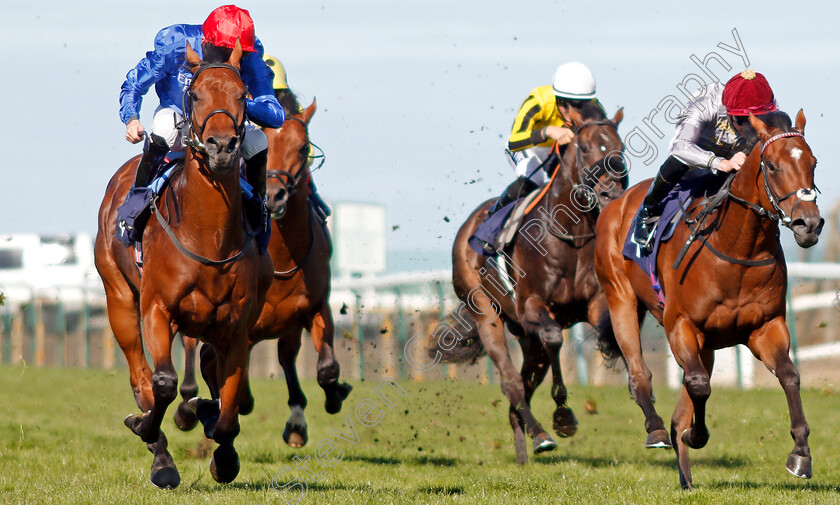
[[119, 26, 182, 125], [241, 37, 285, 128]]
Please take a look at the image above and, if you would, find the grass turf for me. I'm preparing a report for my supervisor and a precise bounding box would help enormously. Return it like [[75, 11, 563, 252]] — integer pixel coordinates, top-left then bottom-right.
[[2, 363, 840, 504]]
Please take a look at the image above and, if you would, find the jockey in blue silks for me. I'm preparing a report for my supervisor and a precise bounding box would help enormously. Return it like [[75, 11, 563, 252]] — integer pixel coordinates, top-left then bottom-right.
[[119, 4, 284, 198]]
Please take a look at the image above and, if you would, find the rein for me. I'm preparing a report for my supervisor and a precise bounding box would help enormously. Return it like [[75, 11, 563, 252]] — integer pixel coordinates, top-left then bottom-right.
[[673, 131, 815, 269]]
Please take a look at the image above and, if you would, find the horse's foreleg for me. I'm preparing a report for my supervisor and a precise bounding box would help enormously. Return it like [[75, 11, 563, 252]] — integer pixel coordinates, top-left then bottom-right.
[[307, 305, 352, 414], [174, 334, 199, 431], [208, 338, 249, 484], [278, 330, 309, 448], [515, 333, 551, 462], [521, 296, 577, 438], [748, 317, 812, 479], [122, 303, 180, 489], [668, 319, 712, 451]]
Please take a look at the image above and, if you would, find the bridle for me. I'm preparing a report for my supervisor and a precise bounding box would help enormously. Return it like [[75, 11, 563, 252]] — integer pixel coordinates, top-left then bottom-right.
[[151, 61, 256, 267], [181, 63, 247, 155], [543, 119, 623, 244], [728, 131, 819, 227], [265, 115, 325, 218]]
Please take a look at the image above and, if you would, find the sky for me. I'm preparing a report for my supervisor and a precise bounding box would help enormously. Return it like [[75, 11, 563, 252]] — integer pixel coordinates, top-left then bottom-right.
[[2, 0, 839, 263]]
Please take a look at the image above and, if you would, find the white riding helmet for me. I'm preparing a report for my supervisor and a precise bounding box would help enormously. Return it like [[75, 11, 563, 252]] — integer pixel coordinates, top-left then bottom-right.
[[552, 62, 596, 100]]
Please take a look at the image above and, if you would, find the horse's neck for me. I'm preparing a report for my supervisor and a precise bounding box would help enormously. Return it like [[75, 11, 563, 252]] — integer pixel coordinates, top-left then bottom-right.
[[716, 149, 780, 257], [271, 184, 313, 260], [544, 155, 595, 233], [174, 155, 245, 241]]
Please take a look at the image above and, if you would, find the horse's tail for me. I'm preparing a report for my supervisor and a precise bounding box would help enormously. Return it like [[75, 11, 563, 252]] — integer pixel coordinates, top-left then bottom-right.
[[427, 311, 486, 364], [592, 310, 624, 364]]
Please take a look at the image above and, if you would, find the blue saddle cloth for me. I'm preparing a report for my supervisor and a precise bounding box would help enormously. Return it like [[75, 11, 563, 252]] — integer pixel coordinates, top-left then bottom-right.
[[115, 158, 270, 253], [468, 200, 518, 256], [622, 172, 726, 305]]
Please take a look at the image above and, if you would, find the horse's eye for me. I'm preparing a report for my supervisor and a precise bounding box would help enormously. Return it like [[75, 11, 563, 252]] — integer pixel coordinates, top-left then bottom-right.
[[189, 92, 198, 102], [580, 144, 590, 154], [240, 94, 248, 102]]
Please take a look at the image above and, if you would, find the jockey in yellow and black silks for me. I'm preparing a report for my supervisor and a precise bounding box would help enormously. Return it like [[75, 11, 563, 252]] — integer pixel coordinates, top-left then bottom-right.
[[494, 62, 606, 211]]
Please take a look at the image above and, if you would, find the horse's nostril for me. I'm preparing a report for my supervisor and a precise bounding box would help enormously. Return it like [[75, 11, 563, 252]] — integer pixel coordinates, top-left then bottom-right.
[[226, 137, 240, 154]]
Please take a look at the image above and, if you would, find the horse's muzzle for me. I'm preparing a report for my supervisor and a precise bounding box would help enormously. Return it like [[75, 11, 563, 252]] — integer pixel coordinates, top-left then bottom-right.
[[791, 214, 824, 248], [204, 135, 241, 173]]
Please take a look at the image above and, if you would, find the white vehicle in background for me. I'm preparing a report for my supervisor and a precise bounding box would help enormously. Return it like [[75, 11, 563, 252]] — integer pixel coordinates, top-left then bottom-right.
[[0, 233, 104, 308]]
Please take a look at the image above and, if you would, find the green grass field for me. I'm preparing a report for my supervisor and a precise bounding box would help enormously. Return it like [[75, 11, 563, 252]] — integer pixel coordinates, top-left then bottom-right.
[[3, 363, 840, 504]]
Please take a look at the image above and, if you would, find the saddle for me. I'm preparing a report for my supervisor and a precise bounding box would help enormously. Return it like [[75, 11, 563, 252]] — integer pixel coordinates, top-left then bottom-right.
[[469, 189, 543, 257], [115, 158, 271, 260], [622, 171, 729, 305]]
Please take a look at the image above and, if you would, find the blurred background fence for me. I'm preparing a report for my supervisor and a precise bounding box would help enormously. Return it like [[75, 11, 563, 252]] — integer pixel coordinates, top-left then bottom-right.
[[2, 262, 840, 389]]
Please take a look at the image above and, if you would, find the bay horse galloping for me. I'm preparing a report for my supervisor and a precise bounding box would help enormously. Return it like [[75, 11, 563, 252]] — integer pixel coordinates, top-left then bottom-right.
[[174, 100, 351, 449], [94, 42, 273, 488], [436, 106, 626, 464], [594, 111, 823, 489]]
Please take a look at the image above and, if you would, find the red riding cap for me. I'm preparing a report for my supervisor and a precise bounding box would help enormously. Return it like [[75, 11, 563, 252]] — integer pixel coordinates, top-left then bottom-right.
[[722, 70, 777, 116], [202, 5, 256, 52]]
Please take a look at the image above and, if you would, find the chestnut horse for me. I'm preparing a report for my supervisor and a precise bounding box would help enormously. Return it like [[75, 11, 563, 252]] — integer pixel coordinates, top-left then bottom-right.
[[435, 106, 626, 463], [594, 111, 823, 488], [94, 43, 273, 488], [174, 100, 351, 448]]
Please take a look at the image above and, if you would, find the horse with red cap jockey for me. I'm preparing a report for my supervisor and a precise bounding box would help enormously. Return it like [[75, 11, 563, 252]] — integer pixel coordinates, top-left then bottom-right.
[[119, 4, 284, 202], [594, 69, 823, 488]]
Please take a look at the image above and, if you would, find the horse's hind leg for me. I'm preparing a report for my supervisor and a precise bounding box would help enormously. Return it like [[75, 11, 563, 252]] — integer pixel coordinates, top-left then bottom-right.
[[521, 296, 577, 438], [278, 330, 309, 448], [307, 305, 352, 414], [599, 278, 669, 448], [477, 310, 556, 459], [748, 317, 812, 479], [173, 334, 199, 431]]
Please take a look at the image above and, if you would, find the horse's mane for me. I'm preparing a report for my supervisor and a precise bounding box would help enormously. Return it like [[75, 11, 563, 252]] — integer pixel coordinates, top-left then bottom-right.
[[735, 111, 792, 154], [577, 100, 608, 121], [276, 89, 302, 117]]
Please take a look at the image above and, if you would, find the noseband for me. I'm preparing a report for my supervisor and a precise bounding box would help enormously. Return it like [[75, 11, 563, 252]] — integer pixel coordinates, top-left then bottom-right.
[[729, 131, 819, 227], [182, 63, 247, 154]]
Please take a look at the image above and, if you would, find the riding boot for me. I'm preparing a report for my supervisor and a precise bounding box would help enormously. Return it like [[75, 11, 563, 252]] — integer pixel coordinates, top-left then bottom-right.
[[134, 133, 170, 188], [243, 149, 270, 254], [244, 149, 268, 199], [308, 180, 331, 221], [633, 173, 677, 251], [491, 176, 539, 213]]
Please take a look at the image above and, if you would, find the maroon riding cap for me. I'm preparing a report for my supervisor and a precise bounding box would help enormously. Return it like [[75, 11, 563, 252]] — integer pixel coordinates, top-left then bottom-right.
[[722, 70, 777, 116]]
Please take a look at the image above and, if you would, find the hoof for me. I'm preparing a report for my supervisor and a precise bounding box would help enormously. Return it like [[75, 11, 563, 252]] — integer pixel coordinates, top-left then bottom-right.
[[681, 426, 710, 449], [533, 433, 558, 454], [325, 382, 353, 415], [645, 429, 672, 449], [786, 453, 812, 479], [552, 406, 578, 438], [210, 446, 240, 484], [283, 421, 309, 448], [174, 402, 198, 431], [150, 465, 181, 489], [189, 397, 220, 439], [124, 411, 156, 443]]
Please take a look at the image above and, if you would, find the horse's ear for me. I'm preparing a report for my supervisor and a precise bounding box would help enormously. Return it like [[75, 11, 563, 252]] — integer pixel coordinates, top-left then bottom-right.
[[302, 98, 317, 124], [227, 39, 243, 70], [185, 41, 202, 71], [748, 113, 772, 142], [794, 108, 806, 135], [558, 103, 583, 129], [612, 107, 624, 127]]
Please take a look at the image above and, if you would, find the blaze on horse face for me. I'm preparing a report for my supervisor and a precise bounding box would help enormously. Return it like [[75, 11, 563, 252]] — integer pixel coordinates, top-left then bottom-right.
[[184, 41, 248, 174], [749, 110, 824, 248], [576, 108, 627, 210]]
